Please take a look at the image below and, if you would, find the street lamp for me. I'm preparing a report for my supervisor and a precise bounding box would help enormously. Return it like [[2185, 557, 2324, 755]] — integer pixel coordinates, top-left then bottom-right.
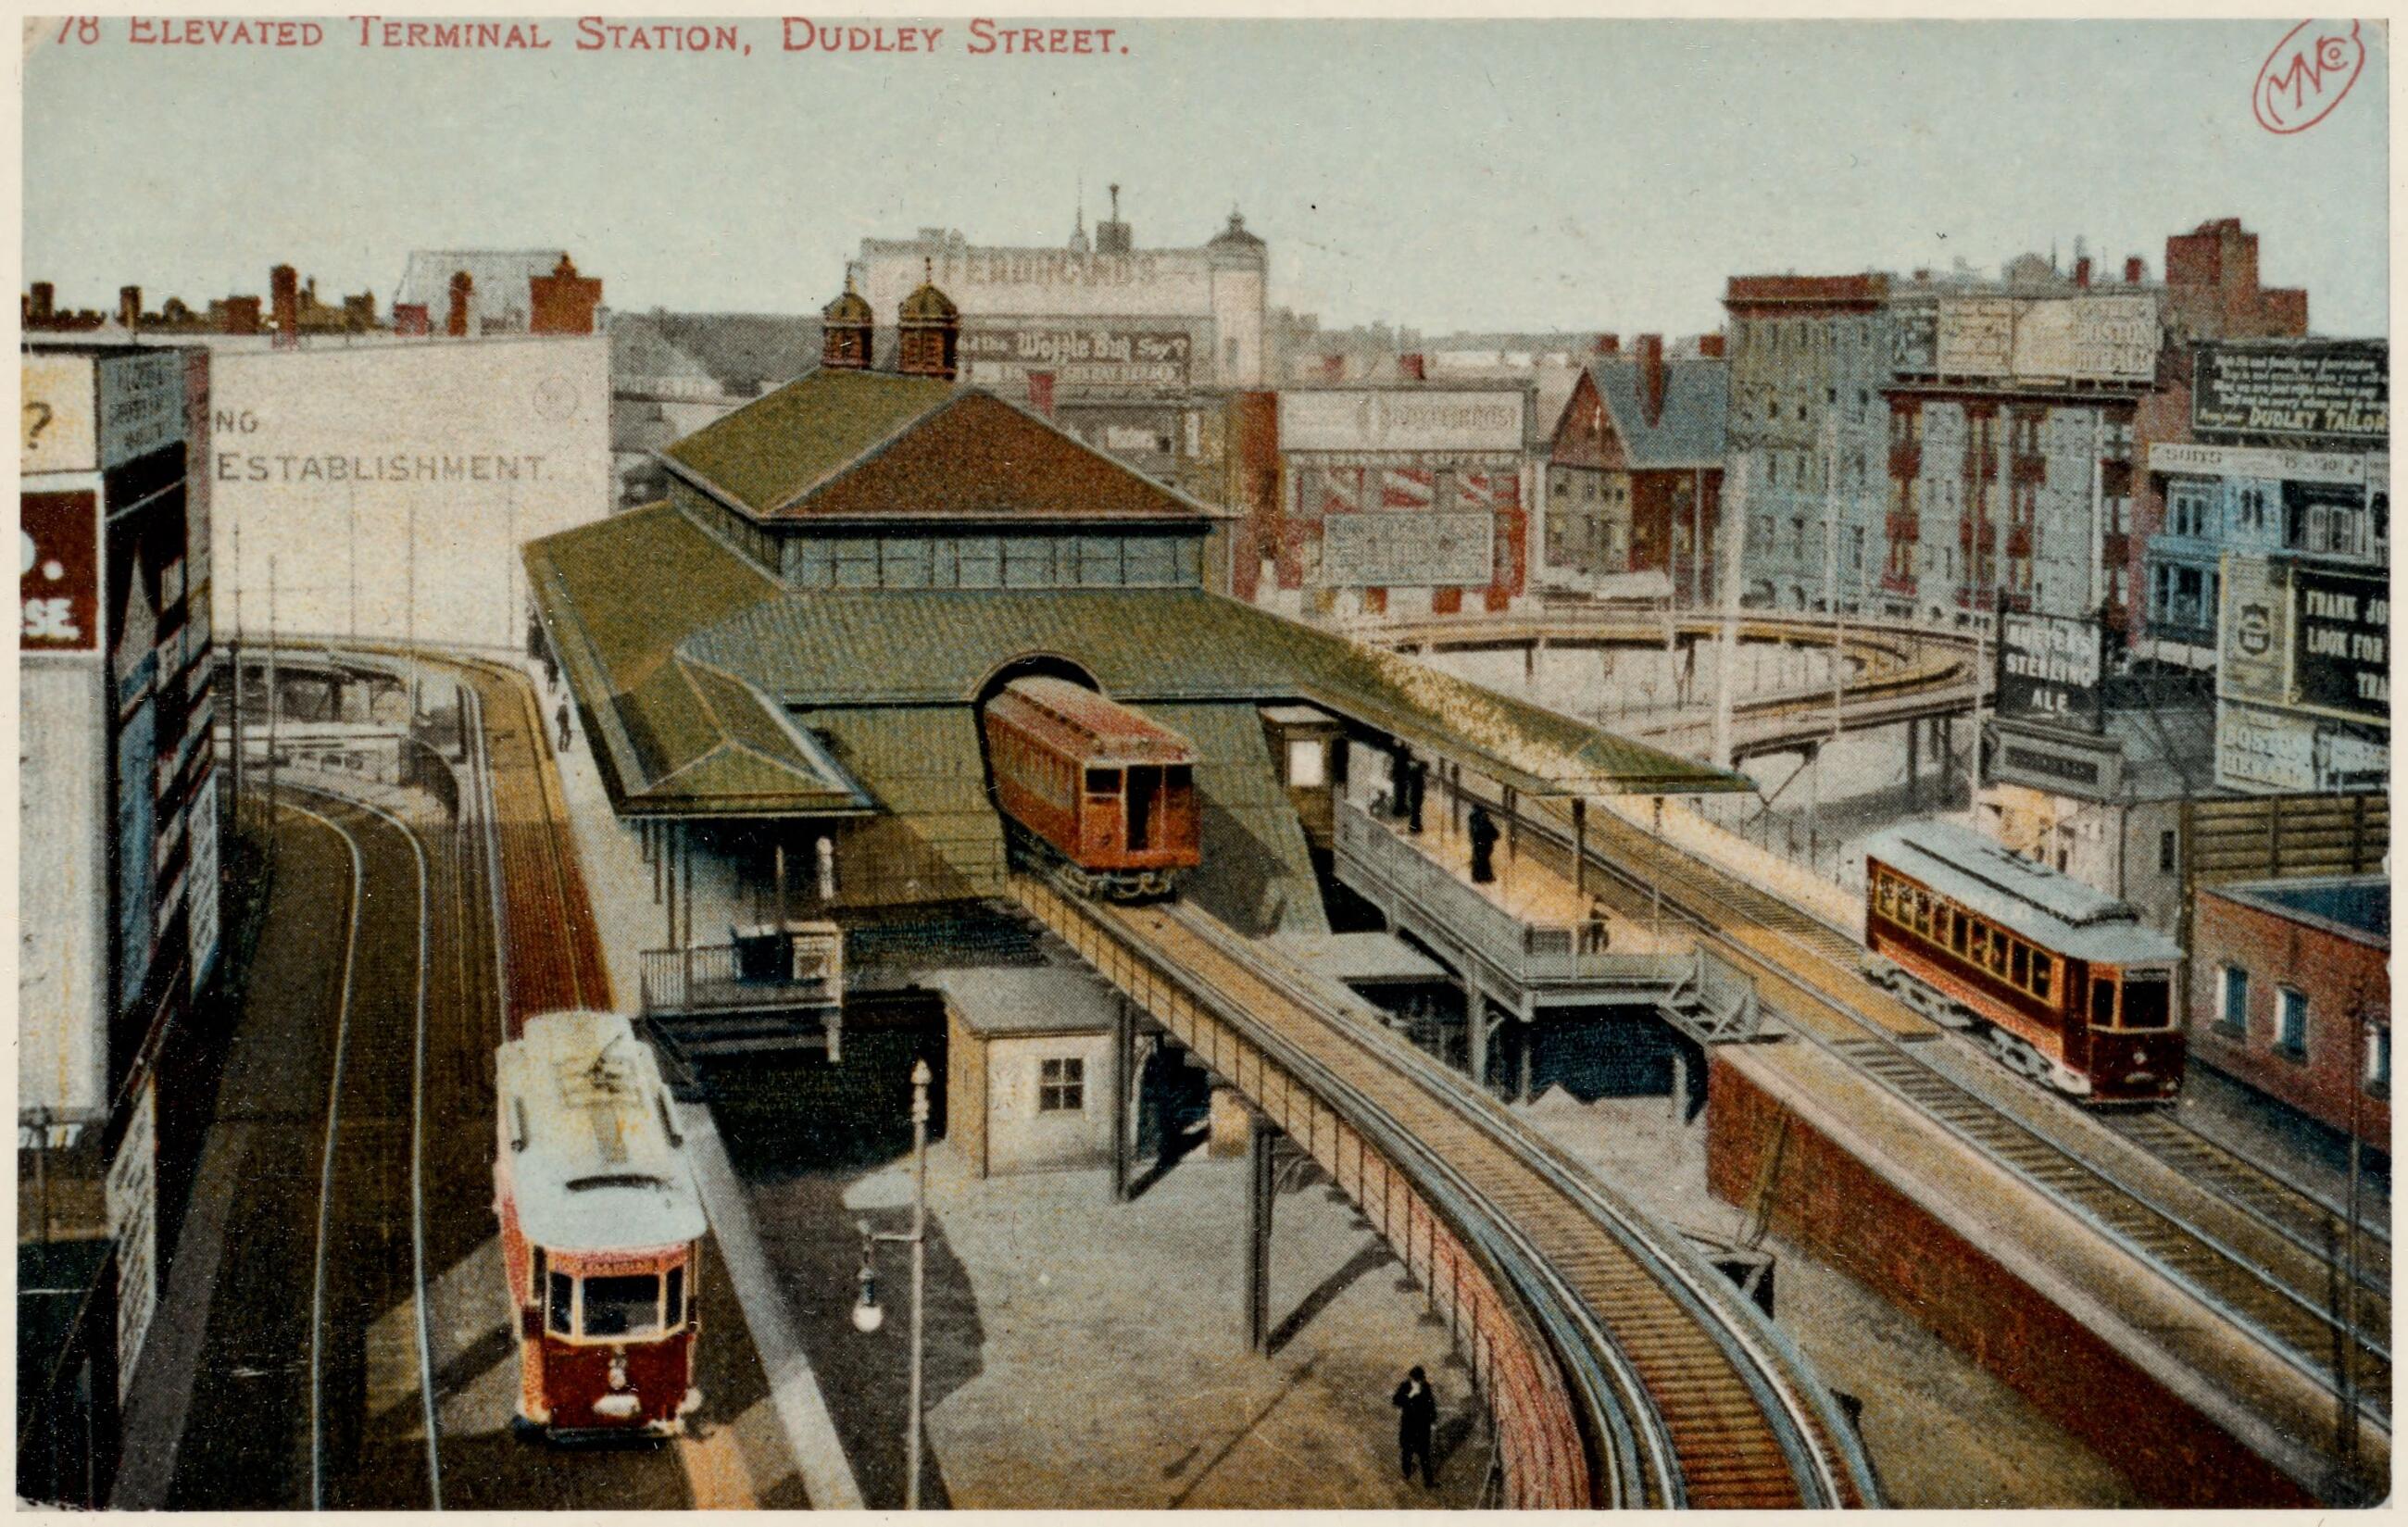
[[851, 1058, 934, 1509]]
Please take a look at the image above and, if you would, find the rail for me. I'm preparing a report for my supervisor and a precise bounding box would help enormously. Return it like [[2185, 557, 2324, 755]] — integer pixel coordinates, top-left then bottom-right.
[[1018, 876, 1879, 1509], [1484, 778, 2396, 1469]]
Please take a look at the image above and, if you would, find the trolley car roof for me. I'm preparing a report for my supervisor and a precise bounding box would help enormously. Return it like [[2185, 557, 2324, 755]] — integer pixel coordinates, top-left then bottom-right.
[[496, 1011, 709, 1251], [1864, 820, 2184, 966]]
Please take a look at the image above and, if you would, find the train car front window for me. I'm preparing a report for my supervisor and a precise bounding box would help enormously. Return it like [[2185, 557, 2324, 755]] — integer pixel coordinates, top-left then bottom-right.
[[2120, 974, 2173, 1032], [547, 1270, 574, 1336], [1085, 767, 1117, 795], [582, 1274, 664, 1338]]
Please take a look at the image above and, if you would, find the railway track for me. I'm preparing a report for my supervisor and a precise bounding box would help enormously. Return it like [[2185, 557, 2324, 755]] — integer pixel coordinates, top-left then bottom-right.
[[281, 788, 443, 1511], [1029, 881, 1876, 1509], [1481, 784, 2394, 1435]]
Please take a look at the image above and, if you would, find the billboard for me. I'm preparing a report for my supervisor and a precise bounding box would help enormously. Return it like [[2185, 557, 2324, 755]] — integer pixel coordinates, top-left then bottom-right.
[[957, 323, 1197, 388], [2291, 564, 2389, 723], [22, 352, 99, 472], [186, 770, 221, 991], [1997, 611, 2103, 727], [97, 350, 185, 469], [1278, 388, 1527, 457], [207, 335, 610, 650], [1322, 512, 1496, 587], [2216, 700, 2390, 795], [2218, 554, 2289, 704], [2148, 441, 2371, 484], [1931, 294, 2159, 382], [19, 663, 110, 1121], [21, 491, 103, 654], [2194, 342, 2388, 439], [107, 1079, 159, 1404]]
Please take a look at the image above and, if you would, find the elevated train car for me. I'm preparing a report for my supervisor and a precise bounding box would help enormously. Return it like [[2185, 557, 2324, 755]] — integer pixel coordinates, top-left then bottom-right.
[[1862, 820, 2185, 1104], [982, 675, 1200, 899], [495, 1010, 709, 1440]]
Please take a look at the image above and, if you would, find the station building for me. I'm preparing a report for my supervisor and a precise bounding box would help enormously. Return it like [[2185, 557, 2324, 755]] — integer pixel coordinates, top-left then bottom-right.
[[525, 270, 1737, 1052]]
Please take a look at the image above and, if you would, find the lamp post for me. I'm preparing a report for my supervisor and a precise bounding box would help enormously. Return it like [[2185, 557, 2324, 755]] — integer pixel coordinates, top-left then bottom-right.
[[852, 1058, 933, 1509]]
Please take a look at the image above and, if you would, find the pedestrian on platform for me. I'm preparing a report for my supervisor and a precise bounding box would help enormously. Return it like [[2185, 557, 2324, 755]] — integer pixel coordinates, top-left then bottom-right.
[[1405, 759, 1427, 836], [543, 652, 559, 693], [1392, 1365, 1438, 1488], [556, 697, 573, 751], [1582, 900, 1612, 955], [1468, 806, 1499, 884]]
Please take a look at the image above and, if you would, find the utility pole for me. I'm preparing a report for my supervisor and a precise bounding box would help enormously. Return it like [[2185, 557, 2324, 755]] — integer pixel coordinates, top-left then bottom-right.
[[2088, 407, 2106, 615], [1820, 407, 1843, 857], [267, 556, 280, 829], [231, 523, 245, 823], [1712, 457, 1744, 770]]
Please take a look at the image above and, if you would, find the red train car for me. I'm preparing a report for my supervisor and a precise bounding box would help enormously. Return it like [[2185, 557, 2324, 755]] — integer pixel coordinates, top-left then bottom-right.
[[982, 675, 1200, 899], [495, 1010, 708, 1440], [1861, 820, 2185, 1104]]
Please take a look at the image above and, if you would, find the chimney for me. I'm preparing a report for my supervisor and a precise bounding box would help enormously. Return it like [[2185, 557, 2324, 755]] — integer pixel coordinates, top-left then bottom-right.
[[1398, 352, 1426, 382], [29, 282, 55, 324], [270, 264, 299, 348], [1322, 354, 1347, 382], [2125, 256, 2147, 284], [221, 294, 262, 335], [2074, 257, 2092, 288], [392, 303, 429, 337], [1027, 369, 1057, 419], [119, 285, 144, 332], [1095, 181, 1133, 255], [1637, 333, 1666, 427], [820, 268, 873, 369], [1697, 332, 1726, 358], [446, 269, 473, 338], [529, 254, 603, 336], [1593, 333, 1620, 356]]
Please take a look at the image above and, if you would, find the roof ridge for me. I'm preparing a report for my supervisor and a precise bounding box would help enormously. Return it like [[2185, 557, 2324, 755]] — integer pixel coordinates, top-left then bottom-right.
[[766, 378, 970, 516]]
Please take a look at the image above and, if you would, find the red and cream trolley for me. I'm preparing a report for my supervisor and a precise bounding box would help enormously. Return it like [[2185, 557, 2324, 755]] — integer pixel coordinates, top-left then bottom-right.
[[495, 1010, 708, 1440]]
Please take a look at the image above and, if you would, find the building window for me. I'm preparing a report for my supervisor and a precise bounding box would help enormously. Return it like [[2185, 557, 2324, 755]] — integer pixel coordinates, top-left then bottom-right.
[[2367, 1024, 2390, 1097], [1039, 1057, 1086, 1113], [2218, 965, 2250, 1035], [2157, 830, 2177, 874], [1286, 737, 1327, 788], [2276, 988, 2309, 1060]]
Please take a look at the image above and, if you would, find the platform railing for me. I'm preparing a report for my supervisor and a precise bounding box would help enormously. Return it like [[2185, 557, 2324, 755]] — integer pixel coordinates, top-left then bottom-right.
[[1336, 803, 1677, 988], [638, 928, 843, 1015]]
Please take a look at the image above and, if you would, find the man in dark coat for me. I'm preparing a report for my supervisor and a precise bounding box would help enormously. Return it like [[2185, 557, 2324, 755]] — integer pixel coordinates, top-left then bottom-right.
[[1467, 805, 1499, 884], [1392, 1365, 1438, 1487]]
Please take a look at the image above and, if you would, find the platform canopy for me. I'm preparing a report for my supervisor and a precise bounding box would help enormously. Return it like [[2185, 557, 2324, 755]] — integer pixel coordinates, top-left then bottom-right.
[[528, 500, 1748, 814]]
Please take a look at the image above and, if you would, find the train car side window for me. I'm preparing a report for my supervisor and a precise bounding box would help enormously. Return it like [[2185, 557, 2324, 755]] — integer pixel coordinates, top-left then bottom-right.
[[2010, 943, 2028, 987], [2031, 955, 2052, 1002], [2089, 978, 2116, 1029], [547, 1270, 574, 1336], [1949, 910, 1969, 957]]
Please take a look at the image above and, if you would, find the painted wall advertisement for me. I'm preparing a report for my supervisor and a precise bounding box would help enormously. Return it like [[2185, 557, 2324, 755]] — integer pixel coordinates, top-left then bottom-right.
[[21, 491, 102, 654], [1997, 611, 2103, 726], [2216, 700, 2390, 795], [1928, 294, 2159, 382], [1280, 388, 1526, 457], [19, 663, 109, 1122], [2194, 342, 2388, 439], [107, 1079, 159, 1404], [2290, 564, 2389, 723], [957, 323, 1196, 387], [2218, 554, 2289, 703], [186, 770, 222, 992], [1322, 512, 1496, 587]]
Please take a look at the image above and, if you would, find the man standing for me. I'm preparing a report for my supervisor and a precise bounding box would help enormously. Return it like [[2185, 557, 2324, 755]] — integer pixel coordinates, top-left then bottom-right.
[[1467, 805, 1499, 884], [1391, 1365, 1438, 1488], [556, 696, 573, 751]]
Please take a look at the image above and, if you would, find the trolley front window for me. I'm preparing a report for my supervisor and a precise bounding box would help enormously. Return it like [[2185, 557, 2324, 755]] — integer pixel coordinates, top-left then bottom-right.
[[547, 1270, 574, 1336], [582, 1274, 664, 1338], [2119, 974, 2173, 1032], [1085, 767, 1117, 795]]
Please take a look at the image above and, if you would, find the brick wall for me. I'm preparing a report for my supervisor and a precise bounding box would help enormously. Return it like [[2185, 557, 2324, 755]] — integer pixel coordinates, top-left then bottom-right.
[[1706, 1054, 2316, 1507], [2187, 893, 2389, 1146]]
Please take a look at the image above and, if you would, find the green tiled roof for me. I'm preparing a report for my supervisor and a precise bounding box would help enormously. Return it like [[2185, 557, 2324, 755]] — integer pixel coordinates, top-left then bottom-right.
[[529, 502, 1750, 813], [662, 369, 956, 518]]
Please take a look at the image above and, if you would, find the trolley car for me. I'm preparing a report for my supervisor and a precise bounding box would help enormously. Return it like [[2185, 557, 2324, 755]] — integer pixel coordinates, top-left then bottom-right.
[[1861, 820, 2185, 1104], [982, 675, 1201, 900], [495, 1010, 708, 1440]]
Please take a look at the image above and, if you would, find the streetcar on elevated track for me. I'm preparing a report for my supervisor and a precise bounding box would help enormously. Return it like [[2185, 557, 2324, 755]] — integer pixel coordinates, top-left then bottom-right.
[[495, 1010, 708, 1440], [1861, 820, 2184, 1104], [982, 674, 1201, 901]]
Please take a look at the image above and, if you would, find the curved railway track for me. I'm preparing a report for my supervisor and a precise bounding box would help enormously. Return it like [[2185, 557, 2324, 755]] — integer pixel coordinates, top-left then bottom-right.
[[1029, 880, 1877, 1509], [1486, 785, 2393, 1436]]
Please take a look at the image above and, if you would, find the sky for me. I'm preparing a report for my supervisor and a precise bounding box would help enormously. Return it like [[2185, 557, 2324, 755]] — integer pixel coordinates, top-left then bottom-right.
[[19, 16, 2392, 338]]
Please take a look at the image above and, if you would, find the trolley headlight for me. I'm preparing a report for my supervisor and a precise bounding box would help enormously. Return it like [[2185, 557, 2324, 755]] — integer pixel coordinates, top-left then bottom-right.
[[608, 1354, 630, 1392]]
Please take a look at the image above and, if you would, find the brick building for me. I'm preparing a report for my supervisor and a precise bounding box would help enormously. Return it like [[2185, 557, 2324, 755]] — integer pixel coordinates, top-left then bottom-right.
[[2189, 877, 2388, 1152], [1542, 335, 1726, 595], [395, 248, 602, 337]]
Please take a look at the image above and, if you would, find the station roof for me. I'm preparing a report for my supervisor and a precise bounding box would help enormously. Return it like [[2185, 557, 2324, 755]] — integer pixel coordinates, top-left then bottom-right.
[[1863, 820, 2184, 965], [659, 369, 1219, 525], [530, 536, 1746, 824], [927, 968, 1119, 1037]]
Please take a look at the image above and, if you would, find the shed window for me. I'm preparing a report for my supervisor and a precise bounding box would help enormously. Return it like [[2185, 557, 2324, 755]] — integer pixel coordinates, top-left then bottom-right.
[[1287, 737, 1327, 788], [2218, 966, 2249, 1034], [1039, 1057, 1085, 1113], [2276, 988, 2309, 1059]]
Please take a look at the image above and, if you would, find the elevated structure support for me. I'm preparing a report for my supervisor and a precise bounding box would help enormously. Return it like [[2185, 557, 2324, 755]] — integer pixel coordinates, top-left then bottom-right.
[[1245, 1113, 1277, 1354], [1112, 997, 1136, 1202]]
